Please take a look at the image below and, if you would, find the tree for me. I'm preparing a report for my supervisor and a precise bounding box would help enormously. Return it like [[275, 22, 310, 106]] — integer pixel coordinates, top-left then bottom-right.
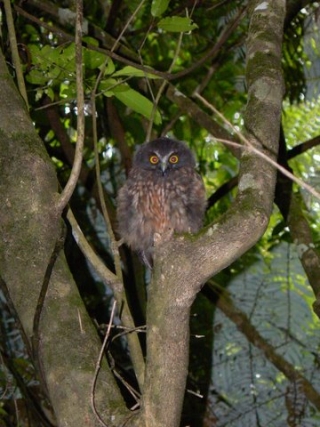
[[0, 1, 320, 426]]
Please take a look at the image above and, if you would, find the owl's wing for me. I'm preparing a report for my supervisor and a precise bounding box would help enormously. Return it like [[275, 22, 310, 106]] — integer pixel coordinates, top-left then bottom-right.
[[116, 182, 135, 239], [117, 179, 154, 269]]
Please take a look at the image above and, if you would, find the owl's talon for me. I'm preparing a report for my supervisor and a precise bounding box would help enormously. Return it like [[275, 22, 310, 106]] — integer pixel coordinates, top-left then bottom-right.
[[116, 238, 124, 247], [153, 229, 173, 246], [153, 232, 162, 244]]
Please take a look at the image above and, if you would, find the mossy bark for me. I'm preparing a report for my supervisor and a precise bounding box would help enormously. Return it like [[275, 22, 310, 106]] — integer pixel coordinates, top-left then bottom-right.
[[0, 50, 128, 426], [0, 0, 286, 425], [138, 2, 285, 426]]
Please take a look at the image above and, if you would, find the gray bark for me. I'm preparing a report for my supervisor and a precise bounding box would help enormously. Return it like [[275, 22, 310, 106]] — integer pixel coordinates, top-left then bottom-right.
[[139, 1, 286, 426], [0, 49, 128, 426], [0, 0, 286, 426]]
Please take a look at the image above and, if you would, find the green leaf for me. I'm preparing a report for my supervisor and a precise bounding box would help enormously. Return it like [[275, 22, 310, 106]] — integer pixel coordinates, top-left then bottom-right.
[[99, 78, 120, 96], [60, 81, 77, 99], [32, 45, 45, 64], [151, 0, 170, 17], [35, 88, 44, 101], [102, 57, 115, 75], [58, 44, 76, 67], [111, 84, 162, 124], [113, 65, 159, 79], [82, 36, 99, 47], [158, 16, 198, 32], [83, 47, 106, 70], [26, 69, 48, 85], [45, 87, 55, 101]]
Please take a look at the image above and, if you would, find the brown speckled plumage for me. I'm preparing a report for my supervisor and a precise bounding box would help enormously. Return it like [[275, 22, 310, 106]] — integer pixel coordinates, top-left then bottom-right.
[[117, 137, 207, 268]]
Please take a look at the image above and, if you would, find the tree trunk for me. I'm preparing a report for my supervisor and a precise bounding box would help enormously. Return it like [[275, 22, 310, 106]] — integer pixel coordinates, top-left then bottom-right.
[[0, 49, 128, 427]]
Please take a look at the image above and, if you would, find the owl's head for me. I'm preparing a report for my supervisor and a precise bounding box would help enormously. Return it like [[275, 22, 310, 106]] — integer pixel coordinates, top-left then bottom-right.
[[133, 137, 196, 176]]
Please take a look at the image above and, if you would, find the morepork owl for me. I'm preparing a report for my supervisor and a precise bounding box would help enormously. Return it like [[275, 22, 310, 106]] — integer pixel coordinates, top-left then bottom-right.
[[117, 137, 207, 268]]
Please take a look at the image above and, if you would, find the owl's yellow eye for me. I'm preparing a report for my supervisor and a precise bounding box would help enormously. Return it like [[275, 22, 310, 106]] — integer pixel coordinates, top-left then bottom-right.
[[149, 155, 159, 165], [169, 154, 179, 164]]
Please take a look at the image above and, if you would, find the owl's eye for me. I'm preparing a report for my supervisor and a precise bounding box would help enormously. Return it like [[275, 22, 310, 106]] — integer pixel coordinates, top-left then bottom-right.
[[149, 155, 159, 165], [169, 154, 179, 164]]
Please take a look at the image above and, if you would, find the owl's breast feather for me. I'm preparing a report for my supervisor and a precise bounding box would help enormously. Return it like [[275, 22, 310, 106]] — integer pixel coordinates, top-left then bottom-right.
[[117, 166, 206, 253]]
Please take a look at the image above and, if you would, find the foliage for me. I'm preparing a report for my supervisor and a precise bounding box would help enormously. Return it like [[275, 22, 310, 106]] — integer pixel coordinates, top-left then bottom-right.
[[211, 243, 320, 426], [0, 0, 320, 426]]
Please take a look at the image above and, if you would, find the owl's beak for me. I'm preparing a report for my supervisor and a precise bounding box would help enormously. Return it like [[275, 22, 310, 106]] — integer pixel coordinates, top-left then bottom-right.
[[160, 160, 168, 175]]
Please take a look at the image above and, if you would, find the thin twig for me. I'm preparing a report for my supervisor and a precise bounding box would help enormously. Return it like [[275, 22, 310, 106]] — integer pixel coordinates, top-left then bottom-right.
[[90, 98, 146, 387], [77, 308, 85, 334], [3, 0, 29, 108], [146, 31, 184, 141], [89, 0, 144, 277], [100, 323, 146, 335], [87, 3, 147, 390], [56, 0, 85, 213], [206, 282, 320, 411], [91, 300, 117, 427], [195, 93, 320, 202], [90, 56, 123, 280], [112, 368, 141, 405], [111, 0, 146, 54], [170, 6, 246, 81], [15, 4, 169, 79], [186, 388, 204, 399], [111, 326, 147, 342], [66, 208, 120, 288], [67, 210, 148, 385]]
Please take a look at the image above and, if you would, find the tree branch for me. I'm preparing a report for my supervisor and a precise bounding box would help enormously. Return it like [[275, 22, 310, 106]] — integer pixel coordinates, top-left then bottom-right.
[[140, 2, 286, 426], [18, 0, 138, 61], [169, 6, 246, 81], [275, 129, 320, 317], [287, 134, 320, 159], [0, 46, 129, 425], [42, 96, 90, 181], [66, 208, 145, 389], [207, 133, 320, 209], [56, 0, 85, 213], [165, 83, 241, 158], [203, 283, 320, 410], [3, 0, 29, 108]]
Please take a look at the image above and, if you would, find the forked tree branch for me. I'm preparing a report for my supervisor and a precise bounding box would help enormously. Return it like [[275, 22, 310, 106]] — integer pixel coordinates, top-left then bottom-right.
[[139, 2, 286, 426]]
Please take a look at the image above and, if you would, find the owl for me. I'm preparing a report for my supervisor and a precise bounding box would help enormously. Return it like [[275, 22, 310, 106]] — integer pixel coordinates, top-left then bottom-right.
[[116, 137, 207, 268]]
